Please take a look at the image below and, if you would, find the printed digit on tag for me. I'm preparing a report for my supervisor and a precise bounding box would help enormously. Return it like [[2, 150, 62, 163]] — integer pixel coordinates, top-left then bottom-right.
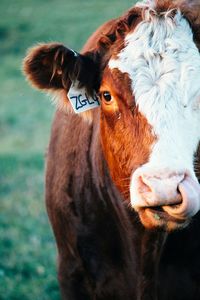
[[67, 81, 100, 114]]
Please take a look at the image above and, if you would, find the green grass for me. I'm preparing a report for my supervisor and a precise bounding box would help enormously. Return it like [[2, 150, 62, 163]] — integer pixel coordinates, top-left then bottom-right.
[[0, 0, 135, 299]]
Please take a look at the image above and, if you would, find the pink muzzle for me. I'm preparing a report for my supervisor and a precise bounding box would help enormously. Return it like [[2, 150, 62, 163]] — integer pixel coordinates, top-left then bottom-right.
[[131, 169, 200, 221]]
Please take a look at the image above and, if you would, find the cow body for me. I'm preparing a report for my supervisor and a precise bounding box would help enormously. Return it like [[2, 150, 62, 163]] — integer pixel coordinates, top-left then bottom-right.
[[46, 110, 200, 300], [24, 1, 200, 299], [46, 111, 139, 299]]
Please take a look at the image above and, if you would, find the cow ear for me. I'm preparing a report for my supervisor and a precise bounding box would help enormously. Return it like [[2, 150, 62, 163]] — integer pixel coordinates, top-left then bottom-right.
[[23, 43, 100, 94]]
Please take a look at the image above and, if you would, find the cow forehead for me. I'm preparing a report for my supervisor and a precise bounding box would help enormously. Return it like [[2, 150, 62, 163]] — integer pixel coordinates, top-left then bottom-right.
[[109, 9, 200, 128]]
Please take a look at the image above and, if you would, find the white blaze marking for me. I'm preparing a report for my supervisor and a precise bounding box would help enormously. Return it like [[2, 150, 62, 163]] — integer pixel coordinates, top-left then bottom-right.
[[109, 8, 200, 177]]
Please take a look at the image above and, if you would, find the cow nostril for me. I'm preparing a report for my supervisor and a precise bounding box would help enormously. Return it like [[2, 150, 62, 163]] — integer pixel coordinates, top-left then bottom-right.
[[138, 176, 152, 193], [177, 186, 182, 198]]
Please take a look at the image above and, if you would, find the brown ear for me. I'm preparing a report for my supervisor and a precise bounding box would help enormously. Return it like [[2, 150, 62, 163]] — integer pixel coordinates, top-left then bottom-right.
[[23, 43, 100, 94]]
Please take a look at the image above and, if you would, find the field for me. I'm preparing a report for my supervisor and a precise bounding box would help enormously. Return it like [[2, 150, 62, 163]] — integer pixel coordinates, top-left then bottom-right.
[[0, 0, 135, 299]]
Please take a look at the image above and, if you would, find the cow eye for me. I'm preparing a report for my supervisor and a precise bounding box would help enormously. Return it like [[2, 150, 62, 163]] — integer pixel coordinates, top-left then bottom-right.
[[102, 91, 112, 102]]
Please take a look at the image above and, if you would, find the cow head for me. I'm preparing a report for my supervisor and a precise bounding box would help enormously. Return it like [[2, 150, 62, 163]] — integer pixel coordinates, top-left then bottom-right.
[[23, 0, 200, 231]]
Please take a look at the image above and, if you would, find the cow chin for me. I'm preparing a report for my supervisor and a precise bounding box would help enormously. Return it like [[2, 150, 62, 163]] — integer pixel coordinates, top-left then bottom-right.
[[137, 207, 189, 232], [130, 171, 200, 232]]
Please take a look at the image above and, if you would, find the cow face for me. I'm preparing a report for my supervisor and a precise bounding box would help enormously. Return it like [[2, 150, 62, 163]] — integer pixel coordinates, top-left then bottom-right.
[[100, 4, 200, 230], [23, 1, 200, 231]]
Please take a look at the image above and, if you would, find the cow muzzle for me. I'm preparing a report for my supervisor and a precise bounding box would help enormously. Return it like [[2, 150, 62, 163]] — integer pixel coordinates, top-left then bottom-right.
[[130, 169, 200, 231]]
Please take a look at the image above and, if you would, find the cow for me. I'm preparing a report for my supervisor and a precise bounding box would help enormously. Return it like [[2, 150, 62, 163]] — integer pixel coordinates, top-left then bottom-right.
[[23, 0, 200, 299]]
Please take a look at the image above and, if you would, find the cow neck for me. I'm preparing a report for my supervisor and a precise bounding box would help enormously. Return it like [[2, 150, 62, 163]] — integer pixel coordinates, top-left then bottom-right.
[[125, 207, 168, 299], [138, 230, 168, 300]]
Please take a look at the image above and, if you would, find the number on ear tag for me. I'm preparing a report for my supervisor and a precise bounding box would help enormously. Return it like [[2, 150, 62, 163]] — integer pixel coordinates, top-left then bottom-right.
[[67, 81, 100, 113]]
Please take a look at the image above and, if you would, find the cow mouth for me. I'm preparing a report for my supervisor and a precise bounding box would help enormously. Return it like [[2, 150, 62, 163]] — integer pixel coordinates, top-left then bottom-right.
[[147, 205, 180, 221], [131, 175, 200, 231], [138, 205, 188, 231]]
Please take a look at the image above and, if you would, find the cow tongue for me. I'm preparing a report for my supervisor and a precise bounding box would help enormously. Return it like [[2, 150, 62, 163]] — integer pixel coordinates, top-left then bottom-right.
[[162, 176, 200, 220]]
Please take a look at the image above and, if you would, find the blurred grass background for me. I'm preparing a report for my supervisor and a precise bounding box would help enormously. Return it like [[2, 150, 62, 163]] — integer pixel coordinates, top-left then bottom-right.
[[0, 0, 135, 299]]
